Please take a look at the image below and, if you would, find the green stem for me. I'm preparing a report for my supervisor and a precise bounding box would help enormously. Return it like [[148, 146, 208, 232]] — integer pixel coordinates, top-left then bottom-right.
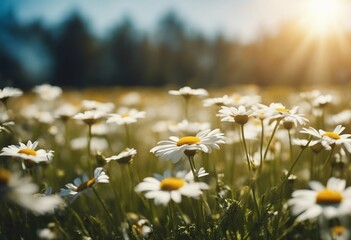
[[187, 155, 199, 182], [124, 124, 130, 147], [288, 129, 293, 162], [240, 124, 251, 174], [92, 187, 119, 233], [264, 119, 281, 160], [259, 119, 264, 174], [87, 124, 93, 176], [68, 207, 90, 237]]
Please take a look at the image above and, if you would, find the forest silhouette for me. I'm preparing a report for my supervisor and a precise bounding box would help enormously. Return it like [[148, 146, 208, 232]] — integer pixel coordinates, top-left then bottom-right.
[[1, 10, 351, 89]]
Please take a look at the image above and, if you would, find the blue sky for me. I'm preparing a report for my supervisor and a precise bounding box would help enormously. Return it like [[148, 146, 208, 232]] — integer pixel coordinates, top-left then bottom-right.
[[1, 0, 351, 43]]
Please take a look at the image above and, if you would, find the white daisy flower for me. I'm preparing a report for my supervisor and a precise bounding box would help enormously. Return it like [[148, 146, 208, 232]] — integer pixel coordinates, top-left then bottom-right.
[[230, 93, 261, 107], [168, 120, 210, 135], [81, 100, 115, 113], [60, 167, 109, 202], [203, 95, 235, 107], [168, 86, 208, 98], [0, 87, 23, 101], [33, 84, 62, 101], [106, 148, 137, 164], [70, 137, 109, 152], [106, 107, 145, 125], [288, 177, 351, 222], [313, 94, 333, 108], [150, 129, 226, 163], [73, 110, 106, 126], [54, 103, 78, 121], [217, 105, 253, 125], [301, 125, 351, 152], [0, 168, 64, 215], [0, 140, 53, 164], [134, 171, 209, 206]]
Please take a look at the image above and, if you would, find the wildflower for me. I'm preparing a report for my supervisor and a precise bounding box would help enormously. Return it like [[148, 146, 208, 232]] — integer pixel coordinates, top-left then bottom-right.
[[150, 129, 225, 163], [230, 93, 261, 107], [313, 94, 333, 108], [0, 87, 23, 103], [106, 107, 146, 125], [217, 105, 253, 125], [257, 103, 308, 127], [54, 103, 78, 121], [0, 140, 53, 164], [37, 223, 57, 240], [301, 125, 351, 152], [70, 137, 109, 152], [0, 168, 64, 215], [33, 84, 62, 101], [168, 120, 210, 135], [106, 148, 137, 164], [169, 86, 208, 98], [73, 110, 106, 126], [288, 177, 351, 222], [135, 171, 209, 206], [81, 100, 115, 113], [60, 167, 109, 202], [203, 95, 235, 107]]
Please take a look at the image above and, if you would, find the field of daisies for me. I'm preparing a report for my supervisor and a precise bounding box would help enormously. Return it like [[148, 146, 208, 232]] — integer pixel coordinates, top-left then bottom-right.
[[1, 84, 351, 239]]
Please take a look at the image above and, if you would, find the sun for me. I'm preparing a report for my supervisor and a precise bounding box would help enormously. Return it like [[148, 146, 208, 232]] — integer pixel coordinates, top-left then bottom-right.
[[304, 0, 347, 36]]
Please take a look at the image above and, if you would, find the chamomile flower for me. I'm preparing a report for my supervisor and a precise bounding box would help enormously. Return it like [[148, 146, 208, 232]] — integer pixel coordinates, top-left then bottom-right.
[[230, 93, 261, 107], [203, 95, 235, 107], [301, 125, 351, 152], [73, 110, 106, 126], [134, 171, 209, 206], [54, 103, 78, 121], [288, 177, 351, 222], [33, 84, 62, 101], [107, 107, 146, 125], [217, 105, 253, 125], [106, 148, 137, 164], [60, 167, 109, 202], [81, 100, 115, 113], [0, 168, 64, 215], [150, 129, 226, 163], [168, 120, 210, 135], [0, 87, 23, 102], [168, 86, 208, 98], [0, 140, 53, 164]]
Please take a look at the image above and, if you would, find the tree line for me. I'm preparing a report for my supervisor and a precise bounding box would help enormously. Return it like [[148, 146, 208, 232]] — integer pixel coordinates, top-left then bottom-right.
[[0, 10, 350, 89]]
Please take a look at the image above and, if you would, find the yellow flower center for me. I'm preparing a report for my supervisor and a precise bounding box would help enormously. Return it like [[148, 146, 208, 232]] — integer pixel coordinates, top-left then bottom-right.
[[275, 107, 290, 114], [316, 189, 343, 204], [0, 168, 10, 185], [160, 177, 185, 191], [76, 178, 96, 192], [18, 148, 37, 156], [177, 136, 200, 146], [323, 132, 340, 140], [331, 225, 346, 236], [121, 114, 129, 118]]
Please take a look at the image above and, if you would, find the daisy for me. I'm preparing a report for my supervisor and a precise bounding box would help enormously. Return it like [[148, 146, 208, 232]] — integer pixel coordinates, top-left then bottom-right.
[[0, 168, 64, 215], [73, 110, 106, 126], [0, 87, 23, 102], [106, 107, 146, 125], [257, 103, 308, 126], [168, 86, 208, 98], [0, 140, 53, 164], [81, 100, 115, 113], [33, 84, 62, 101], [230, 93, 261, 107], [150, 129, 225, 163], [203, 95, 235, 107], [217, 105, 253, 125], [168, 120, 210, 135], [106, 148, 137, 164], [288, 177, 351, 222], [60, 167, 109, 202], [301, 125, 351, 152], [134, 171, 209, 206], [54, 103, 78, 121]]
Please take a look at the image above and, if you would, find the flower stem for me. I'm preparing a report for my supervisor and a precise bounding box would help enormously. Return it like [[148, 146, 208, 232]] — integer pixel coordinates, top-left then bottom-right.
[[124, 124, 130, 147], [259, 119, 264, 174], [264, 119, 281, 161], [187, 155, 199, 181], [240, 124, 251, 174], [87, 124, 93, 176], [92, 186, 119, 233]]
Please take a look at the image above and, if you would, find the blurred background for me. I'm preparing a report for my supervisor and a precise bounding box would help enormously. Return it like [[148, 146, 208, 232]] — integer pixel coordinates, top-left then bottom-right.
[[1, 0, 351, 89]]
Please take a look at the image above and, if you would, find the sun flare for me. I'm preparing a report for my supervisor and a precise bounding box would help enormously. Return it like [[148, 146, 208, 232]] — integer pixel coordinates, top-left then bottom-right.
[[304, 0, 347, 35]]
